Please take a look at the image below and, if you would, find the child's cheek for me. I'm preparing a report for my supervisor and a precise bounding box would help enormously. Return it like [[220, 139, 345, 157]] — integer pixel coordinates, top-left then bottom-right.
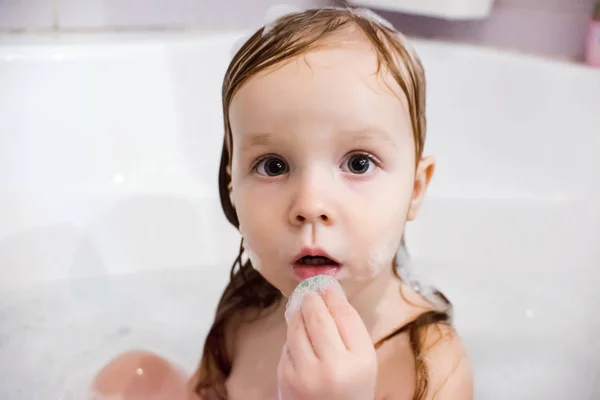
[[245, 242, 262, 271], [348, 218, 404, 281], [239, 226, 261, 271], [366, 238, 398, 276]]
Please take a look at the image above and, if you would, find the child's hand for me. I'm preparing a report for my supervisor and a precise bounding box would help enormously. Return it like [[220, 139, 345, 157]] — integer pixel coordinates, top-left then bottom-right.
[[277, 284, 377, 400]]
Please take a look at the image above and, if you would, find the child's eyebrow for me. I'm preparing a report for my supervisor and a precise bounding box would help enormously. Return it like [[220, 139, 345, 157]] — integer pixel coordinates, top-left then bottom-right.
[[344, 127, 398, 148], [240, 132, 272, 151], [238, 127, 397, 151]]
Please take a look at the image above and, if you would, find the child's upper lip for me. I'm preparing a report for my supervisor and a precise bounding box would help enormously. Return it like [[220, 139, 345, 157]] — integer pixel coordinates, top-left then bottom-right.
[[292, 246, 341, 264]]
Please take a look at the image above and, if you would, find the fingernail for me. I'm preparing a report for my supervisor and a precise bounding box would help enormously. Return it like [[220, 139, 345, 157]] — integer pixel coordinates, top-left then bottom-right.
[[284, 274, 344, 321]]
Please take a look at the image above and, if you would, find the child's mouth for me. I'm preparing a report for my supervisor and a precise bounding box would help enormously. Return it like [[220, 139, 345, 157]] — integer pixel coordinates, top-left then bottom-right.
[[292, 250, 342, 280], [294, 255, 339, 267]]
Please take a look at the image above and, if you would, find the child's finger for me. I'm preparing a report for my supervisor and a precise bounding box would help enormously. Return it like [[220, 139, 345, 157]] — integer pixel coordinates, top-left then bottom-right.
[[286, 303, 318, 368], [281, 343, 295, 369], [278, 343, 296, 377], [322, 285, 372, 351], [301, 292, 346, 360], [277, 343, 299, 399]]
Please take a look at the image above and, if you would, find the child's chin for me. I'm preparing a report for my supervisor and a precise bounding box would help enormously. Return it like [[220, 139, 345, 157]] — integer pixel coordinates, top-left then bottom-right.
[[280, 281, 300, 298]]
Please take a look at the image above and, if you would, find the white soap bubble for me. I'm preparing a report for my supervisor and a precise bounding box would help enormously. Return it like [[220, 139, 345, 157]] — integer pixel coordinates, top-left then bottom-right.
[[284, 274, 343, 321]]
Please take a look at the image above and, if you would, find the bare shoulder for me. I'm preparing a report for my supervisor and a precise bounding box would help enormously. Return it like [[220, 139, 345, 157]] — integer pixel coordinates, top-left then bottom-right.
[[231, 301, 286, 351], [190, 303, 276, 398], [225, 302, 287, 399], [395, 283, 473, 399], [421, 323, 473, 400], [213, 300, 280, 359]]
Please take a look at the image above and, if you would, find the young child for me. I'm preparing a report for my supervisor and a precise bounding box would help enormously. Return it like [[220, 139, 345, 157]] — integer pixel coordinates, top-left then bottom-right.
[[88, 6, 472, 400], [191, 6, 472, 400]]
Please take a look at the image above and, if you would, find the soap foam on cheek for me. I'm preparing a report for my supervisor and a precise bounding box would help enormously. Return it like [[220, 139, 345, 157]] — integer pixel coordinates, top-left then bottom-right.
[[284, 274, 344, 321], [240, 226, 262, 271], [363, 239, 397, 278], [244, 243, 261, 271]]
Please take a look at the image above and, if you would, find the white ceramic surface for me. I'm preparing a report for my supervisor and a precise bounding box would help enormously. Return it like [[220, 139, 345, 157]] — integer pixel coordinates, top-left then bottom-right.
[[0, 31, 599, 399]]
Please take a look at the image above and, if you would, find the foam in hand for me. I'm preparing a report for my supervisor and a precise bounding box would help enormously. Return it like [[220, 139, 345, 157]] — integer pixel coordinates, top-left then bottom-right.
[[284, 274, 344, 321]]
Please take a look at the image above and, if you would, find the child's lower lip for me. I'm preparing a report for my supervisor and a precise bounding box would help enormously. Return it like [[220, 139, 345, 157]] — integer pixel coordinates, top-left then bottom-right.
[[292, 265, 341, 280]]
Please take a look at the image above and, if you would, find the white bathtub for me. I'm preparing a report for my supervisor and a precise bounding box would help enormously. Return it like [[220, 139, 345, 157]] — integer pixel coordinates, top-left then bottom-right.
[[0, 31, 599, 399]]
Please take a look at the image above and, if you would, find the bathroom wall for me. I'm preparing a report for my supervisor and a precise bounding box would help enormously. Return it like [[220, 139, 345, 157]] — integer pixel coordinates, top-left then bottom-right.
[[375, 0, 598, 61], [0, 0, 327, 31], [0, 0, 596, 61]]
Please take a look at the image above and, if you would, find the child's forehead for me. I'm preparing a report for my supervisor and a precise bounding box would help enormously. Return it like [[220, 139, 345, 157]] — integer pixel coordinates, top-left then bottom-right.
[[229, 49, 412, 152], [228, 26, 413, 148], [233, 34, 408, 112]]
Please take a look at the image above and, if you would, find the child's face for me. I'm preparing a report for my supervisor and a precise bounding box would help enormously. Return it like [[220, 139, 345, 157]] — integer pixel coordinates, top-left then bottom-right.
[[228, 36, 433, 297]]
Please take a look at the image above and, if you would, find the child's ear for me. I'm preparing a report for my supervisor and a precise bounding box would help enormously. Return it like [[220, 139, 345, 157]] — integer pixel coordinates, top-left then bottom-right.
[[407, 156, 435, 221]]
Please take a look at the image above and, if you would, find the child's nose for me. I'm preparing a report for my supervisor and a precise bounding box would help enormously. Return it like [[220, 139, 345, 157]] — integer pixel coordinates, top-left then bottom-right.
[[291, 206, 330, 225], [288, 177, 335, 226]]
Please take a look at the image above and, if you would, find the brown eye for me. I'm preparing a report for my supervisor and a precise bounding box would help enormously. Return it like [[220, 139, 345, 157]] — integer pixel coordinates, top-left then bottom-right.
[[256, 157, 288, 176], [343, 154, 375, 174]]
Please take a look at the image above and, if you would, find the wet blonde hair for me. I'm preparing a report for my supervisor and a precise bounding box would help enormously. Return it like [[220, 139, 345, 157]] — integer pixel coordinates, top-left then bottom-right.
[[192, 7, 450, 400]]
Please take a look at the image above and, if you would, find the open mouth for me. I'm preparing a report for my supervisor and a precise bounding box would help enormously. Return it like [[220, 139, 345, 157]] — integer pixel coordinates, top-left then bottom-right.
[[294, 255, 340, 267], [292, 248, 342, 279]]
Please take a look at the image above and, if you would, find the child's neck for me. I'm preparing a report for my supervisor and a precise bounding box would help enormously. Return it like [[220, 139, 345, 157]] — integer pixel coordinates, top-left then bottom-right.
[[344, 267, 408, 342], [276, 268, 412, 342]]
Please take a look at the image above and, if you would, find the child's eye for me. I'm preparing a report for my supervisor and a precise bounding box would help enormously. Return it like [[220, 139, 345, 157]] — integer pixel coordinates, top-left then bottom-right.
[[341, 153, 377, 175], [254, 156, 289, 176]]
